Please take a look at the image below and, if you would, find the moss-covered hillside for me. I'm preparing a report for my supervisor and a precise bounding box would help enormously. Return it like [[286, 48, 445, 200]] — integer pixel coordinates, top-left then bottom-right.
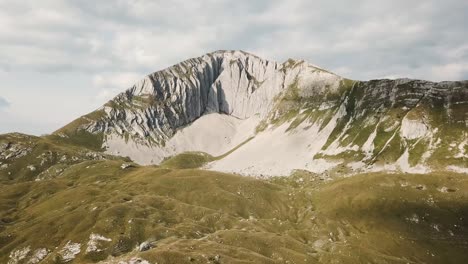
[[1, 149, 467, 263]]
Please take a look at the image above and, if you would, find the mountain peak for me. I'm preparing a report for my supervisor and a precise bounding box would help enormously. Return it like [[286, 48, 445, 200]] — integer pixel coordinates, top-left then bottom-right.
[[208, 49, 268, 59], [54, 52, 468, 176]]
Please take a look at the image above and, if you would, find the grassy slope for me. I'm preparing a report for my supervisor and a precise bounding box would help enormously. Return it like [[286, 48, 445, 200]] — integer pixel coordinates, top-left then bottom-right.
[[51, 109, 107, 152], [160, 152, 214, 169], [1, 78, 467, 263], [1, 155, 467, 263], [159, 138, 254, 170], [0, 133, 127, 184]]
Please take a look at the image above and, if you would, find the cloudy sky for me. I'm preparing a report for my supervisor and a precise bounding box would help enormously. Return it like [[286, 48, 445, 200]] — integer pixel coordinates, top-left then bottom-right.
[[0, 0, 467, 135]]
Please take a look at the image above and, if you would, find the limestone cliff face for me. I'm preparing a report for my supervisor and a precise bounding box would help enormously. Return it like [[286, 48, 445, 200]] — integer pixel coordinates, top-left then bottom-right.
[[56, 50, 468, 176], [87, 51, 288, 143]]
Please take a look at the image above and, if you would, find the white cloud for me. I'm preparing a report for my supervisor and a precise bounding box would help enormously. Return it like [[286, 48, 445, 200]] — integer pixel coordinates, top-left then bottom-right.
[[92, 72, 142, 90], [430, 63, 468, 81], [93, 72, 143, 101]]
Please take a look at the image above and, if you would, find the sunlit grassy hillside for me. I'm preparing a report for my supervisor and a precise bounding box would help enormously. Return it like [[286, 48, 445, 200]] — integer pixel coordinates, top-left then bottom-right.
[[1, 149, 467, 263]]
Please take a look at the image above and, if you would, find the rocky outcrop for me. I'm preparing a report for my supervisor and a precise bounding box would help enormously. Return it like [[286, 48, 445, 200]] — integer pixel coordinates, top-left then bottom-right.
[[208, 77, 467, 176], [87, 51, 289, 144], [56, 50, 468, 176], [0, 133, 123, 183]]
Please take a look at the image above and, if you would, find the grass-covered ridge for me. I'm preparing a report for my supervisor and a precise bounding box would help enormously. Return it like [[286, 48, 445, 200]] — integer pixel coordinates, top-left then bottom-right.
[[159, 138, 255, 170], [0, 133, 126, 184], [1, 152, 467, 263], [160, 152, 214, 169], [51, 109, 106, 151]]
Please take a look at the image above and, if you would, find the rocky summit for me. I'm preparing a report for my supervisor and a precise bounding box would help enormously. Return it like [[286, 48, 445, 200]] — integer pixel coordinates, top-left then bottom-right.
[[1, 50, 467, 264], [56, 50, 467, 177]]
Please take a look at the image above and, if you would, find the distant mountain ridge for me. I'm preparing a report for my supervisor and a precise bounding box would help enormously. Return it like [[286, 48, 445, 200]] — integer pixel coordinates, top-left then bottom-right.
[[54, 50, 468, 177]]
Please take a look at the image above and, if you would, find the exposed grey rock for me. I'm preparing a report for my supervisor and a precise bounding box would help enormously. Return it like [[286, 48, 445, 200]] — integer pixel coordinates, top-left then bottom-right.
[[85, 50, 291, 145], [54, 50, 468, 176], [128, 258, 150, 264], [138, 241, 152, 252], [120, 163, 133, 170]]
